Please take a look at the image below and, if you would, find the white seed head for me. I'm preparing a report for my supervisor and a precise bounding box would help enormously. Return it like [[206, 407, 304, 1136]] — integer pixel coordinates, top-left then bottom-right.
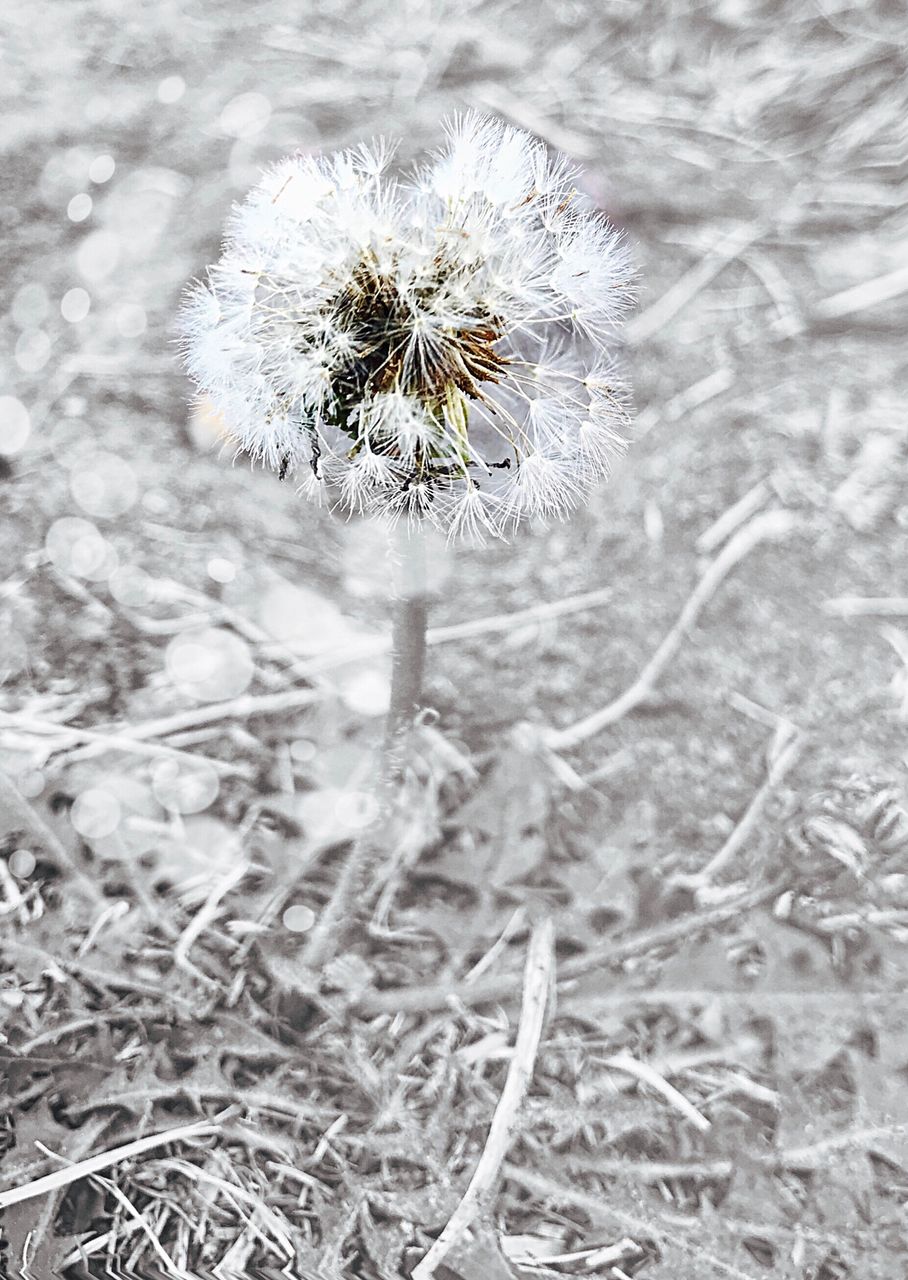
[[179, 112, 636, 540]]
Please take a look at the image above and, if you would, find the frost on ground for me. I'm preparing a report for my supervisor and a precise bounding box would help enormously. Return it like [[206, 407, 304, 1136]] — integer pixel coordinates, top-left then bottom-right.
[[2, 1, 908, 1277]]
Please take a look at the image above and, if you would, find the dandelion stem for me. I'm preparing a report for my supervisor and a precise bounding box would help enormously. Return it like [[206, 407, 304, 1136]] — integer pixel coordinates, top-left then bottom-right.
[[302, 528, 429, 973], [385, 528, 429, 777], [386, 595, 428, 768]]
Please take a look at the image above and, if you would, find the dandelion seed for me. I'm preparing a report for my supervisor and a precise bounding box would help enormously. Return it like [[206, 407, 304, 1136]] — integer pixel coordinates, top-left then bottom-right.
[[337, 443, 402, 515], [179, 112, 636, 539], [446, 483, 500, 547]]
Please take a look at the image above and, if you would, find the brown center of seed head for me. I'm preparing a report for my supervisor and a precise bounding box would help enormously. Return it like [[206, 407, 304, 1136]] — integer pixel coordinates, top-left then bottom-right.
[[326, 252, 509, 436]]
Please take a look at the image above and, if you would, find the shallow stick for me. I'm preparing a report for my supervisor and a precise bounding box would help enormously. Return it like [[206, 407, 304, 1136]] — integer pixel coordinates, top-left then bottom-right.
[[604, 1051, 711, 1132], [544, 510, 797, 752], [0, 713, 248, 776], [625, 223, 764, 347], [569, 1118, 908, 1182], [675, 726, 803, 889], [411, 918, 554, 1280], [636, 368, 734, 439], [0, 1120, 217, 1211], [571, 1153, 735, 1182], [91, 687, 320, 743], [180, 584, 615, 691], [174, 859, 250, 975], [275, 585, 616, 672], [813, 263, 908, 322], [781, 1122, 908, 1170], [823, 597, 908, 618], [696, 479, 771, 555], [427, 584, 614, 645]]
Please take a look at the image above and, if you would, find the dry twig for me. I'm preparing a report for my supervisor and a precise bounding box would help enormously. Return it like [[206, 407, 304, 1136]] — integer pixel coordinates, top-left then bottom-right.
[[695, 480, 772, 555], [823, 597, 908, 618], [411, 917, 555, 1280], [813, 263, 908, 324], [0, 1121, 218, 1211], [544, 511, 797, 751], [174, 859, 250, 977], [673, 724, 803, 890], [604, 1051, 712, 1133], [625, 223, 765, 346], [0, 711, 252, 776]]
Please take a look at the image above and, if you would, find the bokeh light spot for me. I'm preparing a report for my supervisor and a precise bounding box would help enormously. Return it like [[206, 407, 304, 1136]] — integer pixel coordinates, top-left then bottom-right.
[[157, 75, 185, 104], [338, 668, 391, 717], [70, 452, 139, 518], [9, 848, 37, 878], [142, 489, 171, 515], [282, 904, 316, 933], [77, 775, 164, 858], [108, 564, 157, 608], [41, 147, 91, 199], [61, 287, 91, 323], [207, 557, 235, 584], [16, 770, 45, 799], [15, 330, 51, 373], [334, 790, 379, 830], [67, 193, 92, 223], [84, 95, 110, 123], [152, 757, 220, 814], [165, 627, 254, 702], [114, 303, 146, 338], [157, 815, 243, 894], [76, 230, 120, 282], [11, 282, 49, 328], [289, 739, 316, 763], [45, 516, 110, 579], [88, 154, 115, 184], [219, 92, 271, 139], [71, 788, 121, 839], [296, 788, 379, 840], [260, 583, 354, 653], [0, 397, 31, 455]]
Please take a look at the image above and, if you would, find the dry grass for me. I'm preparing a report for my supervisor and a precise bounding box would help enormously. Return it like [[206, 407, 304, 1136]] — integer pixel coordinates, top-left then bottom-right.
[[2, 0, 908, 1276]]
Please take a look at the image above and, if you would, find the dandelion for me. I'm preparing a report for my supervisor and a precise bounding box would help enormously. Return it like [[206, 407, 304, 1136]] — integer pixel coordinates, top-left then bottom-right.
[[179, 113, 636, 540]]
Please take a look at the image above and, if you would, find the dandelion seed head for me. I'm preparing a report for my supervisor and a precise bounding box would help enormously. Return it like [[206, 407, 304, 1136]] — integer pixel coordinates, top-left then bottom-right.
[[180, 112, 636, 539]]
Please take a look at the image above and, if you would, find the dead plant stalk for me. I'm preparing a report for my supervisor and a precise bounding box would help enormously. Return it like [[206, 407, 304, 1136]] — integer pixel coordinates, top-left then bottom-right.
[[411, 917, 555, 1280], [544, 509, 797, 751]]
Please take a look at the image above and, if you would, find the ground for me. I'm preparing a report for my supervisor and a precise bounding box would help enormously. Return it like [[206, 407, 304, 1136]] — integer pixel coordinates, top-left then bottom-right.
[[2, 1, 908, 1277]]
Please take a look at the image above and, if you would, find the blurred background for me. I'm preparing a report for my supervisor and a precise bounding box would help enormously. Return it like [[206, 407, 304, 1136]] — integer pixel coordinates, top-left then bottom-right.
[[3, 0, 907, 842], [2, 1, 908, 1275]]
